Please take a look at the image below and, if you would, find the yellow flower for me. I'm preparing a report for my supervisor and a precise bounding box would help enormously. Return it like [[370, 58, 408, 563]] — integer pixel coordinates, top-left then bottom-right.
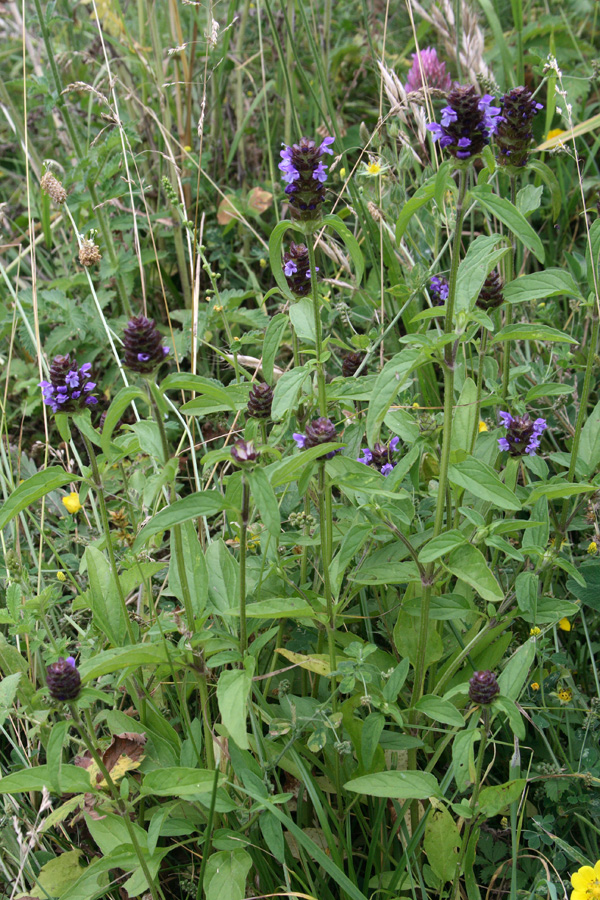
[[531, 682, 540, 691], [546, 128, 565, 141], [62, 492, 82, 514], [366, 161, 382, 176], [558, 688, 572, 703], [571, 860, 600, 900], [56, 571, 67, 582], [478, 421, 488, 433], [183, 145, 192, 152], [530, 627, 541, 637], [412, 401, 420, 409], [500, 816, 509, 828], [558, 618, 572, 632], [259, 258, 267, 269], [588, 541, 597, 554], [339, 167, 346, 179]]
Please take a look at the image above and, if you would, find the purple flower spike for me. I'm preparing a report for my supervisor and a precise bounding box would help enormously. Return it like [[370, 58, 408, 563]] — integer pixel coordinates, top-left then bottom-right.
[[496, 87, 543, 167], [430, 275, 449, 306], [283, 243, 312, 297], [39, 355, 99, 417], [357, 437, 402, 475], [294, 418, 341, 459], [405, 47, 452, 94], [427, 84, 501, 160], [123, 316, 170, 374], [46, 657, 81, 702], [279, 136, 333, 226], [498, 411, 547, 457]]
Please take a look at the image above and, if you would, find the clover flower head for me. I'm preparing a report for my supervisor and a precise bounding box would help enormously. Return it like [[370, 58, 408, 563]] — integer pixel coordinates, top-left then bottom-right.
[[405, 47, 452, 94], [39, 355, 98, 415], [498, 411, 547, 457], [279, 136, 334, 226], [357, 437, 401, 475], [427, 84, 501, 159]]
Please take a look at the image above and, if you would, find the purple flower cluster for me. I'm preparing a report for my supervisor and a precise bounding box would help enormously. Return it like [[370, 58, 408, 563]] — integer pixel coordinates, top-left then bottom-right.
[[39, 355, 98, 414], [405, 47, 452, 94], [498, 411, 547, 457], [123, 316, 170, 375], [468, 670, 500, 705], [283, 242, 312, 297], [279, 136, 334, 225], [46, 656, 81, 701], [293, 417, 341, 459], [358, 438, 401, 476], [496, 87, 543, 168], [427, 84, 501, 159], [430, 275, 449, 305]]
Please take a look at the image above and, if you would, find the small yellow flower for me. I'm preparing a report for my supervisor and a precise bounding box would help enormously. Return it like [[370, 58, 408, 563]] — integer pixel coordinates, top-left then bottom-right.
[[62, 492, 82, 515], [183, 145, 192, 152], [339, 167, 346, 179], [259, 258, 267, 269], [233, 336, 240, 342], [530, 626, 541, 637], [546, 128, 565, 141], [530, 682, 540, 691], [56, 571, 67, 582], [588, 540, 597, 554], [558, 688, 572, 703], [558, 617, 572, 632], [366, 161, 382, 176], [213, 304, 223, 312], [571, 860, 600, 900], [500, 816, 509, 828], [478, 420, 488, 433], [412, 401, 420, 409]]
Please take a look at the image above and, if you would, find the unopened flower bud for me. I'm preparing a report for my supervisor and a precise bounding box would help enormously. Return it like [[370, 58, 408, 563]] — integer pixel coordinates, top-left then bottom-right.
[[247, 383, 273, 419], [123, 316, 170, 374], [46, 656, 81, 701], [468, 670, 500, 705], [476, 271, 504, 310], [231, 440, 258, 465]]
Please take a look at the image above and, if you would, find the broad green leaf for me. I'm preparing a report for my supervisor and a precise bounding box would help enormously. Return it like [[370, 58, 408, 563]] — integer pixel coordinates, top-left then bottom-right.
[[526, 482, 596, 504], [271, 365, 310, 422], [133, 491, 230, 550], [289, 298, 316, 343], [344, 770, 441, 800], [268, 442, 344, 487], [0, 764, 91, 795], [276, 648, 330, 675], [566, 562, 600, 611], [161, 373, 239, 412], [396, 178, 436, 243], [0, 467, 76, 532], [322, 214, 365, 284], [452, 727, 479, 792], [180, 383, 251, 415], [515, 571, 538, 615], [248, 467, 280, 539], [169, 520, 208, 616], [85, 546, 127, 645], [216, 658, 255, 749], [470, 187, 545, 263], [26, 850, 86, 900], [415, 695, 464, 728], [417, 531, 467, 564], [330, 522, 373, 597], [0, 672, 21, 728], [449, 457, 521, 510], [477, 780, 527, 818], [424, 804, 461, 883], [394, 609, 443, 669], [262, 313, 287, 384], [361, 712, 385, 772], [445, 544, 504, 602], [100, 386, 145, 456], [493, 696, 525, 740], [269, 219, 303, 302], [78, 645, 174, 681], [492, 323, 578, 344], [516, 184, 543, 217], [206, 539, 239, 613], [585, 218, 600, 293], [527, 160, 561, 221], [140, 767, 225, 797], [205, 849, 253, 900], [455, 235, 508, 313], [365, 349, 421, 447], [351, 561, 421, 585], [525, 382, 574, 402], [503, 269, 583, 305], [450, 377, 478, 456], [228, 597, 317, 618], [578, 399, 600, 476], [498, 641, 535, 701]]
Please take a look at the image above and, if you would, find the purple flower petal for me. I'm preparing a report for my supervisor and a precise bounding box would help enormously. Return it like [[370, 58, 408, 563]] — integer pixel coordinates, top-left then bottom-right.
[[293, 432, 307, 449]]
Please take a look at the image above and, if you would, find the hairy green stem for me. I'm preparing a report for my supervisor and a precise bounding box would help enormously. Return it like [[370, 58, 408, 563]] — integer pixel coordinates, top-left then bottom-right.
[[307, 234, 328, 417], [79, 432, 135, 644]]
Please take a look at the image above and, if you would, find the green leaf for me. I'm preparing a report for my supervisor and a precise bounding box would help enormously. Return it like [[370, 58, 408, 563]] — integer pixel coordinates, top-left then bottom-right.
[[229, 597, 317, 618], [415, 695, 464, 728], [270, 366, 310, 422], [205, 849, 253, 900], [566, 561, 600, 611], [450, 378, 478, 456], [445, 544, 504, 602], [140, 767, 225, 797], [449, 457, 521, 510], [27, 850, 86, 899], [498, 641, 535, 701], [162, 373, 239, 412], [470, 187, 545, 263], [262, 313, 287, 384], [133, 491, 230, 550], [344, 770, 441, 799], [417, 531, 467, 564], [493, 696, 525, 740], [248, 468, 280, 539], [78, 644, 174, 682], [396, 178, 436, 243], [477, 780, 527, 818], [527, 160, 562, 221], [586, 218, 600, 293], [361, 712, 385, 772], [452, 727, 479, 792], [0, 467, 76, 531], [492, 323, 578, 344], [289, 298, 316, 343], [526, 482, 596, 504], [503, 268, 583, 305], [455, 235, 508, 314], [268, 442, 344, 488], [0, 672, 21, 728], [268, 220, 299, 302], [206, 539, 239, 613], [394, 609, 443, 670], [84, 546, 127, 645], [0, 764, 91, 795], [424, 804, 461, 883], [578, 399, 600, 476], [351, 561, 421, 586], [216, 658, 255, 749], [169, 520, 208, 616], [365, 349, 421, 446], [322, 214, 364, 284], [525, 382, 574, 402], [100, 386, 146, 456]]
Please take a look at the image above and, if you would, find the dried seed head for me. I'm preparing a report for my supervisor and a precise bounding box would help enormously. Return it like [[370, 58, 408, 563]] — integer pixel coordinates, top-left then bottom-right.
[[78, 238, 102, 268], [41, 171, 67, 205]]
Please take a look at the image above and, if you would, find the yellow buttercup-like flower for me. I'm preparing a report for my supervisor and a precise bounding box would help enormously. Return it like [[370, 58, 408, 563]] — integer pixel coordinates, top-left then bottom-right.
[[571, 860, 600, 900], [56, 571, 67, 582], [558, 688, 572, 703], [530, 682, 540, 691], [62, 492, 82, 515], [546, 128, 565, 141], [478, 421, 488, 433], [558, 618, 572, 632], [588, 541, 598, 554], [530, 626, 541, 637]]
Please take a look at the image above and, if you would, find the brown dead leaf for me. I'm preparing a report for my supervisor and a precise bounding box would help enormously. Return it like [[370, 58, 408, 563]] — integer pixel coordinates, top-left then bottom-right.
[[247, 186, 273, 215], [217, 196, 240, 225]]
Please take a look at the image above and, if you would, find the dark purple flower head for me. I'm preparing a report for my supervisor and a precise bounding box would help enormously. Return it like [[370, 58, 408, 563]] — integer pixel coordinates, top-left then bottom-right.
[[293, 417, 341, 459], [498, 411, 547, 457], [123, 316, 170, 374], [427, 84, 501, 159], [342, 351, 367, 378], [405, 47, 452, 94], [358, 437, 401, 476], [476, 271, 504, 310], [496, 87, 543, 168], [46, 656, 81, 702], [39, 355, 98, 415], [231, 440, 258, 465], [247, 383, 273, 419], [279, 136, 334, 226], [430, 275, 449, 305], [468, 670, 500, 705], [283, 242, 317, 297]]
